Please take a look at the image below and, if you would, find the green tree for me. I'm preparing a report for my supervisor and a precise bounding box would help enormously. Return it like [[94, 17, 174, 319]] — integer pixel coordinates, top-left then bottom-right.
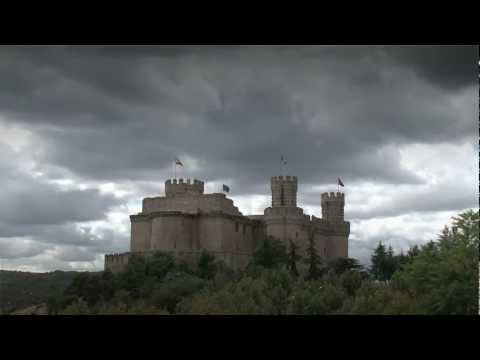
[[286, 239, 301, 276], [392, 209, 479, 314], [288, 280, 346, 315], [118, 254, 148, 298], [304, 234, 323, 280], [147, 252, 175, 280], [252, 236, 287, 269], [60, 298, 90, 315], [385, 245, 400, 279], [395, 250, 409, 269], [370, 242, 389, 281], [339, 281, 419, 315], [327, 257, 364, 275], [197, 250, 217, 280], [336, 270, 369, 297], [407, 245, 420, 259], [64, 272, 106, 307], [177, 269, 295, 315], [150, 274, 205, 313], [451, 209, 479, 247]]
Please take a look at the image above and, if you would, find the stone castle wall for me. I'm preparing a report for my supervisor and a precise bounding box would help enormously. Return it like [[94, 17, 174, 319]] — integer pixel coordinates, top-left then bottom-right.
[[271, 176, 297, 207], [124, 209, 264, 270], [321, 192, 345, 223], [165, 178, 204, 197], [104, 252, 131, 274], [143, 193, 241, 216], [105, 175, 349, 273]]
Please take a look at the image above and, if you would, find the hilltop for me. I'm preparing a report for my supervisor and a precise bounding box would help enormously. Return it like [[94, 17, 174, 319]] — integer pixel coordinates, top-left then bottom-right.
[[0, 270, 81, 314]]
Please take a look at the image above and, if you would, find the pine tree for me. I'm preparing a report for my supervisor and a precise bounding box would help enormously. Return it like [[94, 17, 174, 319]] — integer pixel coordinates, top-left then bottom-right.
[[304, 233, 322, 280], [396, 250, 409, 268], [287, 239, 301, 277], [438, 225, 454, 250], [407, 245, 420, 261], [197, 250, 217, 280], [253, 236, 287, 269], [370, 242, 388, 281], [386, 245, 397, 280]]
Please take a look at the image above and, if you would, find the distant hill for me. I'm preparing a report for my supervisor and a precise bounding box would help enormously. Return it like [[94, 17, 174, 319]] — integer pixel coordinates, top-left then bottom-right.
[[0, 270, 81, 314]]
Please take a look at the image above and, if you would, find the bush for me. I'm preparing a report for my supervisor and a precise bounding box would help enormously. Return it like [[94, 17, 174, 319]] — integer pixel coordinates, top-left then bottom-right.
[[288, 280, 346, 314], [149, 274, 205, 313], [60, 298, 90, 315], [197, 250, 218, 280], [339, 281, 419, 315], [147, 252, 176, 280]]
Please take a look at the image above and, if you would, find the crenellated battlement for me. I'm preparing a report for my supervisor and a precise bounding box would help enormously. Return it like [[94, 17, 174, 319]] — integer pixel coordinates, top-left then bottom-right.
[[321, 191, 345, 202], [105, 173, 350, 273], [321, 192, 345, 202], [271, 175, 298, 207], [165, 178, 204, 197], [271, 175, 298, 182], [104, 252, 131, 273], [321, 192, 345, 223]]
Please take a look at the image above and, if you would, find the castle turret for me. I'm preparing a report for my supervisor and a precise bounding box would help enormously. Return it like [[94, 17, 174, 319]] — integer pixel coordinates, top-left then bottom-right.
[[271, 175, 297, 207], [165, 178, 204, 197], [321, 192, 345, 223]]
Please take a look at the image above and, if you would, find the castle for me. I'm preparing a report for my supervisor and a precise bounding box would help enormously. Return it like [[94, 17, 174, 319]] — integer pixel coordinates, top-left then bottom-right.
[[105, 176, 350, 273]]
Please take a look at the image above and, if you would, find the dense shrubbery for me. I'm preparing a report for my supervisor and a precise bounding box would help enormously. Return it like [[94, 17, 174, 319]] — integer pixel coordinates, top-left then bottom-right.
[[48, 209, 479, 315], [48, 252, 217, 314]]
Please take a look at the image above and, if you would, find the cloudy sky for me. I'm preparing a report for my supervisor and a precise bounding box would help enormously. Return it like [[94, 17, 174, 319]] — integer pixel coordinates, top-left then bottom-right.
[[0, 45, 478, 272]]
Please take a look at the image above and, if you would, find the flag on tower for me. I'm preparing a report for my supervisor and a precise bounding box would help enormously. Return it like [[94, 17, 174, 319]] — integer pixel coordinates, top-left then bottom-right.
[[175, 158, 183, 167], [222, 184, 230, 193], [338, 177, 344, 187], [281, 155, 287, 165]]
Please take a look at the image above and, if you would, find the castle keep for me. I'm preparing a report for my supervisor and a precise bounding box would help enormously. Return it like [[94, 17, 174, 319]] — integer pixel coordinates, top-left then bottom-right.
[[105, 176, 350, 273]]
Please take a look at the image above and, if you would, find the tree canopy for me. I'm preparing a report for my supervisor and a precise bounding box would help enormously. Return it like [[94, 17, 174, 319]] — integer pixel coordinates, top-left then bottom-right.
[[37, 209, 479, 315]]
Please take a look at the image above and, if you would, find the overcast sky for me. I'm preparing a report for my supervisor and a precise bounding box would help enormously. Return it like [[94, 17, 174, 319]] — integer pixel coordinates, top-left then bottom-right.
[[0, 45, 478, 272]]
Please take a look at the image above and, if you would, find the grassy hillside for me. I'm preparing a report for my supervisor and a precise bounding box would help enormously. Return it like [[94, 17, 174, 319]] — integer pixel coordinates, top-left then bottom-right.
[[0, 270, 81, 314]]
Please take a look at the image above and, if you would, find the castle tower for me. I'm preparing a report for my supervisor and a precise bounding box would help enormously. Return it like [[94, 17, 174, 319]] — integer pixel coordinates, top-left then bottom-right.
[[321, 192, 345, 223], [165, 178, 204, 197], [271, 176, 297, 207]]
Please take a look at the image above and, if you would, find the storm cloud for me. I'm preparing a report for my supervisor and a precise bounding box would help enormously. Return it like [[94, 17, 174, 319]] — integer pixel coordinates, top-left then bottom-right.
[[0, 45, 477, 271]]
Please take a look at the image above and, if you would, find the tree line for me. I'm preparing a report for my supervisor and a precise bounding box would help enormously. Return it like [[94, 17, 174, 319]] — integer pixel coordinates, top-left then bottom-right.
[[47, 209, 479, 315]]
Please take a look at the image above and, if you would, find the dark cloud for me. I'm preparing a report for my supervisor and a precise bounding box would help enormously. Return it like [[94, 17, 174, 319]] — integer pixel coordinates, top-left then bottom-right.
[[383, 45, 478, 91], [1, 44, 476, 193], [5, 47, 472, 188], [0, 45, 476, 270], [0, 186, 121, 226], [0, 168, 122, 226]]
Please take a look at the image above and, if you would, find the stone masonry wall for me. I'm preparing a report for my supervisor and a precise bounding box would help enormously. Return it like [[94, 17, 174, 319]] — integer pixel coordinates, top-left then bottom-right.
[[271, 176, 297, 207], [142, 193, 241, 216], [105, 177, 350, 273]]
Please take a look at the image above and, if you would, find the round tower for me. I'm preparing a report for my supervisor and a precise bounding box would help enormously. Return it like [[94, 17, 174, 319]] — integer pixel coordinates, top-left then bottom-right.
[[271, 175, 297, 207], [321, 192, 345, 223], [165, 178, 204, 197]]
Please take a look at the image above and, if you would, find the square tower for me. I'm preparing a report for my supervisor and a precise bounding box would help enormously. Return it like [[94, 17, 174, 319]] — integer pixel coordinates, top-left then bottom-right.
[[321, 192, 345, 223], [271, 175, 298, 207]]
